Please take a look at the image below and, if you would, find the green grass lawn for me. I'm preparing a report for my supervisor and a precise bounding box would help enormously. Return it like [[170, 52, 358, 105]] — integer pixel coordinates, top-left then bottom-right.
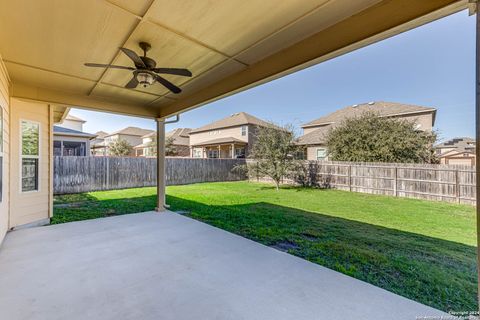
[[53, 181, 477, 312]]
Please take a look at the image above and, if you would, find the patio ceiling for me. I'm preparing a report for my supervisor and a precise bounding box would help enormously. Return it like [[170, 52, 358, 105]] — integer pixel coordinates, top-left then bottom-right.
[[0, 0, 467, 119]]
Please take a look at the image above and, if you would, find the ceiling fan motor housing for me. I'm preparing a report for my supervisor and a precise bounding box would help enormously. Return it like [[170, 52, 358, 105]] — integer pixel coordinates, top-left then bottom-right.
[[140, 56, 156, 69]]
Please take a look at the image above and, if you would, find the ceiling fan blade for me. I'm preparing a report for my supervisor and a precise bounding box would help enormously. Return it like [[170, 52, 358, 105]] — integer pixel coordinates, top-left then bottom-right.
[[119, 47, 146, 68], [85, 63, 134, 70], [125, 76, 139, 89], [155, 74, 181, 94], [152, 68, 192, 77]]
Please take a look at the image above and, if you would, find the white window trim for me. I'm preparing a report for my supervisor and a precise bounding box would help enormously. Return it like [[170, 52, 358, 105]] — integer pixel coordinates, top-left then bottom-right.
[[241, 125, 247, 136], [20, 119, 41, 193], [316, 147, 327, 161]]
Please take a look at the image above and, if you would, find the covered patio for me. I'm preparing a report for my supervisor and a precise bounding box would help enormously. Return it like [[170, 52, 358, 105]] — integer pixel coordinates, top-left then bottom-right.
[[0, 0, 477, 318], [0, 211, 446, 320]]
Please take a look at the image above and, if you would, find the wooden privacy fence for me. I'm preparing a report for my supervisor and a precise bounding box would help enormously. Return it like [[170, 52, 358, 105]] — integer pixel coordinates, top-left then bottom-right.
[[248, 160, 476, 205], [54, 156, 246, 194]]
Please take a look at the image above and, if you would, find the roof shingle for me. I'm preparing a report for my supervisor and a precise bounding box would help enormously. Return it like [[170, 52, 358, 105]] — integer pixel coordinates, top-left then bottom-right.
[[190, 112, 273, 134], [302, 101, 436, 128], [105, 127, 154, 137]]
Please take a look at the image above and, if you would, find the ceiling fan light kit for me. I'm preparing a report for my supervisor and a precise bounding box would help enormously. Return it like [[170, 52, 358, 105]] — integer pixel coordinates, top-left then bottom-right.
[[84, 42, 192, 94], [136, 71, 155, 88]]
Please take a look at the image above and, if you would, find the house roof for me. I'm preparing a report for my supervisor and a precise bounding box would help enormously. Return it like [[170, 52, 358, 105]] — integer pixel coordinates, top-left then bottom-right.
[[53, 126, 96, 138], [297, 126, 330, 146], [190, 112, 273, 134], [302, 101, 436, 128], [191, 137, 247, 146], [104, 127, 154, 138], [436, 137, 476, 158], [435, 137, 475, 148], [94, 131, 109, 139], [137, 128, 192, 148]]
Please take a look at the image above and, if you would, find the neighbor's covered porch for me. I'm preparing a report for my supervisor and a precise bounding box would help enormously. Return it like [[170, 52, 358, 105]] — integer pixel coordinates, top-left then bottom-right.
[[191, 137, 247, 159]]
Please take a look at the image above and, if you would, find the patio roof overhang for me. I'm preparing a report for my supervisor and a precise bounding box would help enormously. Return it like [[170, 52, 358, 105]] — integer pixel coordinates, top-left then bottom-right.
[[0, 0, 467, 119]]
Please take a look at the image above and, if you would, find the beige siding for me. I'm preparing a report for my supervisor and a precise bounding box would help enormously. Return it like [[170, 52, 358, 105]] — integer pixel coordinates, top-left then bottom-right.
[[392, 112, 434, 131], [9, 98, 52, 227], [190, 125, 248, 146], [0, 56, 10, 242]]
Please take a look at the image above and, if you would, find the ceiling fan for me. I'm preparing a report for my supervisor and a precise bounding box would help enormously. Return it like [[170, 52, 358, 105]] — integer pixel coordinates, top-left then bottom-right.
[[84, 42, 192, 94]]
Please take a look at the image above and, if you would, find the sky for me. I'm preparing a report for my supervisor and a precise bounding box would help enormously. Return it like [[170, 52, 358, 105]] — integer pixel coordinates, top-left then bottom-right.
[[72, 10, 475, 142]]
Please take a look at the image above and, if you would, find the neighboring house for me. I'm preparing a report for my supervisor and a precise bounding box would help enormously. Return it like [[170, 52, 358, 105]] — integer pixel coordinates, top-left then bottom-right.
[[57, 114, 86, 132], [90, 131, 109, 156], [53, 126, 96, 156], [297, 101, 437, 161], [189, 112, 272, 159], [134, 128, 191, 157], [435, 137, 476, 166], [102, 127, 154, 156], [54, 113, 96, 156]]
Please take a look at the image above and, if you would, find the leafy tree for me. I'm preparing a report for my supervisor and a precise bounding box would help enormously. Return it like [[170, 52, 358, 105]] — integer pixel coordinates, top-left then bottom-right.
[[238, 124, 302, 190], [146, 136, 177, 156], [108, 139, 133, 156], [325, 112, 437, 163]]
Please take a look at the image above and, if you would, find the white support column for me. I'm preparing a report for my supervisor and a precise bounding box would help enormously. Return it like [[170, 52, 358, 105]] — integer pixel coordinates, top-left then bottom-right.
[[155, 118, 166, 212]]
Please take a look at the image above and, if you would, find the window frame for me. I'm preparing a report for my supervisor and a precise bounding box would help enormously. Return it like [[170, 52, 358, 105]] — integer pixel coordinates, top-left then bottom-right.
[[316, 148, 327, 161], [241, 125, 247, 136], [20, 119, 41, 193], [207, 149, 219, 158]]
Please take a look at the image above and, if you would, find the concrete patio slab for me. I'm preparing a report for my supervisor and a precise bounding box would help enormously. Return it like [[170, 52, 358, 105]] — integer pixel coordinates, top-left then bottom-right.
[[0, 211, 447, 320]]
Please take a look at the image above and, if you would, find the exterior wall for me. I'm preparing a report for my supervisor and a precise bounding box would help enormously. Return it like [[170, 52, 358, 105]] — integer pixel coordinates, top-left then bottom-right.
[[391, 112, 434, 132], [0, 57, 10, 243], [444, 157, 475, 166], [9, 98, 52, 227], [439, 150, 475, 166], [58, 118, 83, 131], [189, 125, 248, 146]]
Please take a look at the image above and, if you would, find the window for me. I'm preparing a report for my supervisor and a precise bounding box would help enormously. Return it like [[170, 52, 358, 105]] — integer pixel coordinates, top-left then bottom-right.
[[316, 148, 327, 161], [193, 149, 202, 158], [21, 120, 40, 192], [0, 107, 3, 202], [207, 149, 219, 158], [241, 125, 247, 136], [235, 147, 245, 158], [62, 141, 86, 156]]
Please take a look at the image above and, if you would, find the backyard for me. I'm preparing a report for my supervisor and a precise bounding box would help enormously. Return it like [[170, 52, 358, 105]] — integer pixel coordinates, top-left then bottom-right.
[[53, 181, 477, 312]]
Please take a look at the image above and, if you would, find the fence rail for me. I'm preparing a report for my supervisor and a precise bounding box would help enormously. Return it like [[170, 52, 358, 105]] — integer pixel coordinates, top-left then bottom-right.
[[247, 160, 476, 205], [54, 156, 246, 194]]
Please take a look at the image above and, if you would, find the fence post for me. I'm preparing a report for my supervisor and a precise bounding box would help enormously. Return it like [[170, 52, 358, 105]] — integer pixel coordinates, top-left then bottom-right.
[[455, 169, 460, 204], [393, 167, 398, 197], [348, 165, 352, 191], [106, 157, 110, 190]]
